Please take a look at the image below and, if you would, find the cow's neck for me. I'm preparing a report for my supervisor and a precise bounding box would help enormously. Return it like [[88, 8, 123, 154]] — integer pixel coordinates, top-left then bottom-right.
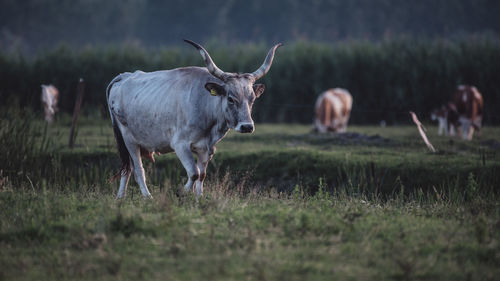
[[206, 97, 230, 148]]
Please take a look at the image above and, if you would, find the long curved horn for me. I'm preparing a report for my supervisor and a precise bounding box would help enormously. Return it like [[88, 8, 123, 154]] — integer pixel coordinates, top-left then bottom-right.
[[250, 43, 282, 81], [184, 39, 229, 81]]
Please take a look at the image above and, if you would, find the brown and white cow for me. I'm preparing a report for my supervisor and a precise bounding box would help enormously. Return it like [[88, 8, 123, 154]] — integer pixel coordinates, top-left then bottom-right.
[[314, 88, 353, 133], [41, 84, 59, 123], [453, 85, 483, 140]]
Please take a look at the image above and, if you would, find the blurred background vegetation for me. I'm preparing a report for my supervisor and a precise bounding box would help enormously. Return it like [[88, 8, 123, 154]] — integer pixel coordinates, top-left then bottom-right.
[[1, 39, 499, 124], [1, 0, 499, 124], [2, 0, 499, 51]]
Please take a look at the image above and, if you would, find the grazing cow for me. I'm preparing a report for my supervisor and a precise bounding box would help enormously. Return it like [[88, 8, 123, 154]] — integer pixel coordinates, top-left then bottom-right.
[[430, 102, 459, 136], [314, 88, 353, 133], [453, 85, 483, 140], [107, 40, 281, 198], [41, 84, 59, 123]]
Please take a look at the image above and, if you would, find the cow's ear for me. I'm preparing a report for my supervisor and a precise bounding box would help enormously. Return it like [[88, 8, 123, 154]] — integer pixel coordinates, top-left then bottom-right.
[[253, 84, 265, 98], [205, 82, 226, 96]]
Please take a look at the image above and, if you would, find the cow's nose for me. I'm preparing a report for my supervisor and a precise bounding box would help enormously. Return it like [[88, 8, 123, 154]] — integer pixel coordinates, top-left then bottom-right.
[[236, 123, 254, 133]]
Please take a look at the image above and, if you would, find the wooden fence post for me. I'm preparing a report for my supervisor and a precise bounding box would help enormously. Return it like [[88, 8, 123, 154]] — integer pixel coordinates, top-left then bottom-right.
[[69, 78, 85, 149]]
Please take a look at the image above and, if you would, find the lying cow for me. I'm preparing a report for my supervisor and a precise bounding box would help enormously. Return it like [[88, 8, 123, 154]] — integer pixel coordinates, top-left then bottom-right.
[[314, 88, 352, 133], [41, 84, 59, 123], [107, 40, 281, 198]]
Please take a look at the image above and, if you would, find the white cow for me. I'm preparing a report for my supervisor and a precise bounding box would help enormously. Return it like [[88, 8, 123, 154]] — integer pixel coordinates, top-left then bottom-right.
[[107, 40, 281, 198], [41, 84, 59, 123]]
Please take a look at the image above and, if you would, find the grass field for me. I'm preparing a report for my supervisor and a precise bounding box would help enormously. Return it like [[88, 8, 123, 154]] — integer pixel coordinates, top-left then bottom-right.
[[1, 114, 499, 280]]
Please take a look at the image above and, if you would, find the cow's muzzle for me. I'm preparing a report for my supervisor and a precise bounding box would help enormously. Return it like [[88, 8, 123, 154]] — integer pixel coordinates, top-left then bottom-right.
[[235, 122, 254, 133]]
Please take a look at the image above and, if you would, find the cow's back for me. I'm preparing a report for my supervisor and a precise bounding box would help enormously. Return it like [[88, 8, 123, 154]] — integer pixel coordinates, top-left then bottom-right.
[[331, 88, 352, 117], [315, 93, 333, 128], [314, 88, 352, 132], [108, 67, 221, 149]]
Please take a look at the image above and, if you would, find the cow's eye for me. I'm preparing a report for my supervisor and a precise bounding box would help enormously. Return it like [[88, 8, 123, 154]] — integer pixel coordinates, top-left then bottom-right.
[[227, 97, 235, 104]]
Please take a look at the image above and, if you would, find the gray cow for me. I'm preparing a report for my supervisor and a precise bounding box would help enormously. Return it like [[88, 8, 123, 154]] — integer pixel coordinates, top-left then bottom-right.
[[107, 40, 281, 198]]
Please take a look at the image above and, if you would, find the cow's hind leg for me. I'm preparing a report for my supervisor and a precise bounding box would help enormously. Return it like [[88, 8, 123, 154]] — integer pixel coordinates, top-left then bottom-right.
[[449, 124, 456, 137], [116, 162, 131, 199], [174, 143, 199, 194], [124, 141, 152, 198], [467, 126, 474, 140]]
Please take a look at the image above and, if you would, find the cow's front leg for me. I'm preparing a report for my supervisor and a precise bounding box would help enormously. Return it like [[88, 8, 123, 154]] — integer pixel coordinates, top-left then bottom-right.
[[174, 144, 199, 194], [460, 119, 471, 140], [195, 150, 210, 196]]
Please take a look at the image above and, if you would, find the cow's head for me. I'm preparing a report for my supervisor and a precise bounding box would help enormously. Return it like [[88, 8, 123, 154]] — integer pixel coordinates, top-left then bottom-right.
[[185, 39, 281, 133]]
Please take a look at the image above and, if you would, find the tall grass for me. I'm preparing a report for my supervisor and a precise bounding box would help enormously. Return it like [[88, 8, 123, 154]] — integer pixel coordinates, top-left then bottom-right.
[[0, 107, 52, 187], [1, 37, 500, 124]]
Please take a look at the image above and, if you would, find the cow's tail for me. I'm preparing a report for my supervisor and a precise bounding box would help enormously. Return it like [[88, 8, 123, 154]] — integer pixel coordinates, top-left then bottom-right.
[[107, 74, 132, 182]]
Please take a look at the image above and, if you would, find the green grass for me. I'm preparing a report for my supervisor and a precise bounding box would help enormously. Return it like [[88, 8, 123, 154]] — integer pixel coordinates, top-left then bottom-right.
[[0, 186, 498, 281], [1, 114, 499, 280], [24, 116, 500, 196], [40, 116, 500, 155]]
